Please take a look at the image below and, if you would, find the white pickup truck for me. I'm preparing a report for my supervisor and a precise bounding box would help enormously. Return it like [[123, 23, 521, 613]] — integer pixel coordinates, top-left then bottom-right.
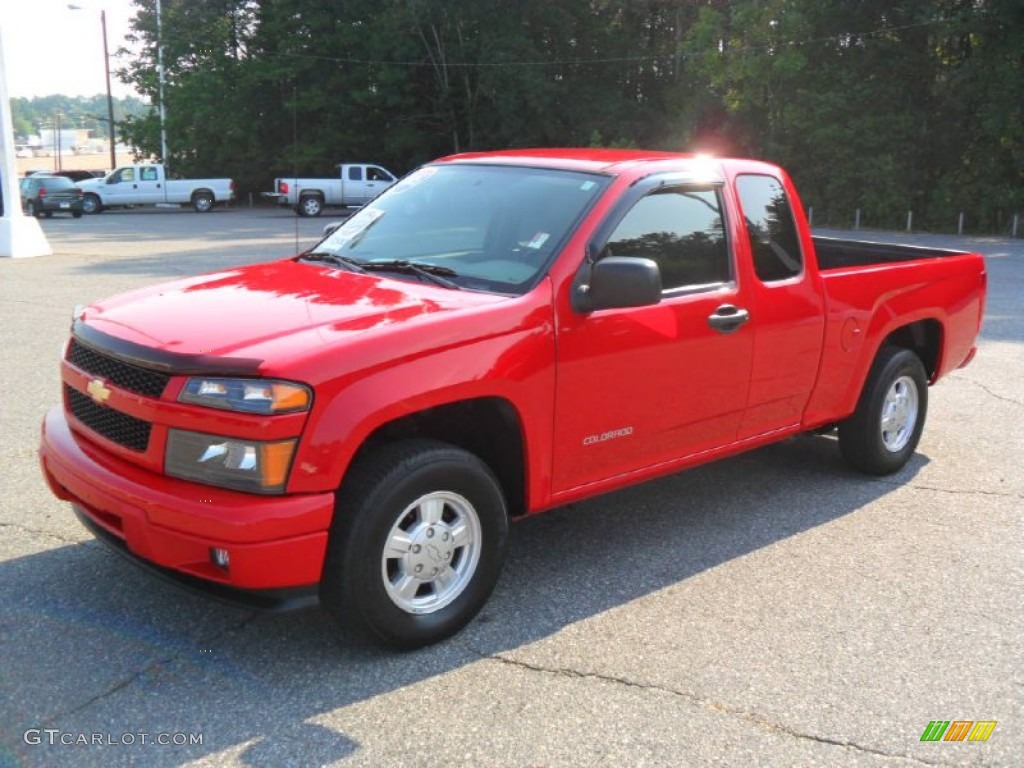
[[77, 164, 235, 214], [265, 163, 398, 217]]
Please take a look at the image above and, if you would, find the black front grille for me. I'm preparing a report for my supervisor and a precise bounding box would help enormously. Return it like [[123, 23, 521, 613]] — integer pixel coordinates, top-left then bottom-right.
[[67, 339, 170, 398], [66, 385, 152, 452]]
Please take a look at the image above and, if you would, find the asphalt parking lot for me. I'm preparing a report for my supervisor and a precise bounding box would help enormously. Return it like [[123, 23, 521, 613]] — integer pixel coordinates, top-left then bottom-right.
[[1, 206, 1021, 767]]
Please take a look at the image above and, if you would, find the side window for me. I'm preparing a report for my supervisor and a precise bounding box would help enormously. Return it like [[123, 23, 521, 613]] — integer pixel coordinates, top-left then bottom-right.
[[140, 167, 158, 181], [367, 167, 392, 181], [602, 186, 729, 291], [348, 166, 363, 182], [121, 168, 135, 183], [736, 174, 802, 282]]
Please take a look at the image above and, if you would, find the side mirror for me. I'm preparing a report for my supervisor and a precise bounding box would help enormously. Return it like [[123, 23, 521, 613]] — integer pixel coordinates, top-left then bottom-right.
[[573, 256, 662, 313], [106, 176, 118, 185]]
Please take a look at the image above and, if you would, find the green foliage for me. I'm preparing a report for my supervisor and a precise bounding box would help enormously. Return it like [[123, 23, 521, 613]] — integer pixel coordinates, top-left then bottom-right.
[[10, 95, 149, 142], [110, 0, 1020, 231]]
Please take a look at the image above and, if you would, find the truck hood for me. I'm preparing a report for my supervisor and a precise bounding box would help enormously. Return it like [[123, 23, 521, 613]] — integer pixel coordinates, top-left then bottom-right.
[[77, 259, 506, 370]]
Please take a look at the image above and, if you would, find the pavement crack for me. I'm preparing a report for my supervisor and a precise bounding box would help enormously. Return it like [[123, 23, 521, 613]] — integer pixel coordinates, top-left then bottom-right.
[[950, 375, 1024, 407], [875, 482, 1023, 500], [468, 648, 955, 767], [38, 612, 261, 725]]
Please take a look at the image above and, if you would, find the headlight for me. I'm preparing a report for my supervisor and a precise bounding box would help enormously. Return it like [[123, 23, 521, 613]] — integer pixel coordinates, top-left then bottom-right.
[[166, 429, 297, 494], [179, 377, 311, 414]]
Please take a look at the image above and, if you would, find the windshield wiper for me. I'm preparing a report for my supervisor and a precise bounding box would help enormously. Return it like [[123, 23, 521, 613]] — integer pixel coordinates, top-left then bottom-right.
[[298, 251, 367, 273], [359, 260, 462, 290]]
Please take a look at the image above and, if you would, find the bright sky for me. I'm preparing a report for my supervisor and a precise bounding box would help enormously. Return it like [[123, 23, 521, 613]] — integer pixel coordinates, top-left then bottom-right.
[[1, 0, 140, 99]]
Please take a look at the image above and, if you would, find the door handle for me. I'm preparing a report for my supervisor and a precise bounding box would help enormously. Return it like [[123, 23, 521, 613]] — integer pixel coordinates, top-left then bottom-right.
[[707, 304, 750, 334]]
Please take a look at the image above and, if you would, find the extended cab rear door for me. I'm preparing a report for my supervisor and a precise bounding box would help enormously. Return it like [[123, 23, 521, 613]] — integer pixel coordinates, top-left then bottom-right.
[[729, 171, 825, 439], [343, 165, 395, 205], [552, 177, 755, 492]]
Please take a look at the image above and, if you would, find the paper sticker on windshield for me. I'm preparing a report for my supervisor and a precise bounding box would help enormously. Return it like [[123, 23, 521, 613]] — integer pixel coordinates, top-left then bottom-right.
[[328, 207, 385, 244], [580, 181, 596, 191], [526, 232, 550, 250]]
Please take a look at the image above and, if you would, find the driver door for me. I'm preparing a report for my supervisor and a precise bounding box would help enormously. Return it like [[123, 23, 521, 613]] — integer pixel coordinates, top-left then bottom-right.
[[552, 182, 754, 492]]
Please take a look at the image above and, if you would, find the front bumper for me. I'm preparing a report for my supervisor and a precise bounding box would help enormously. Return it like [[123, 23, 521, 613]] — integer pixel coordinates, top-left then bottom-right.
[[40, 406, 334, 597]]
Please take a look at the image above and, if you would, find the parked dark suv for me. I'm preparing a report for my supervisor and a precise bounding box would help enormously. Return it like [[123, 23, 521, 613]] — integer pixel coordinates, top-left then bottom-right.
[[19, 175, 84, 218], [24, 169, 106, 183]]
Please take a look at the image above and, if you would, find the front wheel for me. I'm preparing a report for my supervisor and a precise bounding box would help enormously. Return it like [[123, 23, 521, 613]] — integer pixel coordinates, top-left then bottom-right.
[[839, 347, 928, 475], [320, 440, 509, 649], [81, 194, 102, 214]]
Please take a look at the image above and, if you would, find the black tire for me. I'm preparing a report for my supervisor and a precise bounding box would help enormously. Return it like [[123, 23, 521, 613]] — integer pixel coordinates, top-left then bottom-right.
[[26, 201, 38, 217], [839, 346, 928, 475], [297, 195, 323, 217], [320, 439, 509, 650], [43, 211, 54, 219], [72, 210, 83, 219], [192, 190, 215, 212], [82, 194, 102, 214]]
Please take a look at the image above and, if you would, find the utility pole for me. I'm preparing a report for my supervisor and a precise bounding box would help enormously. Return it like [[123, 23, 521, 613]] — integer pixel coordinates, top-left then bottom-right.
[[101, 10, 116, 170], [156, 0, 168, 169]]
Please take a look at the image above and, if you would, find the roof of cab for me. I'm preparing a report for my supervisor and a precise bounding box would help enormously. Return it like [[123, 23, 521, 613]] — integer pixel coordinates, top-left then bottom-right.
[[435, 147, 698, 174]]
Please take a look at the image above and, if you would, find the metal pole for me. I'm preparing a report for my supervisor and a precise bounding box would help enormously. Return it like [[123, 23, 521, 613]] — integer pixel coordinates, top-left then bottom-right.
[[101, 10, 116, 170], [1012, 214, 1019, 239], [854, 208, 860, 230], [958, 212, 964, 236], [906, 211, 913, 232], [807, 206, 813, 227], [55, 110, 62, 171], [156, 0, 168, 168]]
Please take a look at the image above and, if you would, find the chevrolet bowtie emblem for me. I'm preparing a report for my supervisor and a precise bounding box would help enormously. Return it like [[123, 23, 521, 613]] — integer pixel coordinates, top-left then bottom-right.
[[86, 379, 111, 405]]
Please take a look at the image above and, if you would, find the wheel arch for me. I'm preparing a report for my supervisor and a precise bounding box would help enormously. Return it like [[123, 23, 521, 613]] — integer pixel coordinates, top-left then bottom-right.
[[346, 397, 528, 519], [879, 318, 943, 381]]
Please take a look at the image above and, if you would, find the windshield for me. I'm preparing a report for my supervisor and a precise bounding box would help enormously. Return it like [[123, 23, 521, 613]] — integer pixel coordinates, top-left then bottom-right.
[[310, 163, 610, 294]]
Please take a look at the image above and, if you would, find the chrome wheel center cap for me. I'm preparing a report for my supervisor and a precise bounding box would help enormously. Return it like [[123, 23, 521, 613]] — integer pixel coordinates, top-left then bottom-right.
[[405, 525, 454, 579]]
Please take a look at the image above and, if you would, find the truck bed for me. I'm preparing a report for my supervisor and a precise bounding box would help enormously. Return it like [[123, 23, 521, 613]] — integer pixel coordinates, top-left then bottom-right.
[[813, 236, 967, 271]]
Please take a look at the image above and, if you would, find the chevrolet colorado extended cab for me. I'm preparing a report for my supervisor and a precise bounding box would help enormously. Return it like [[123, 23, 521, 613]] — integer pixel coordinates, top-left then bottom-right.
[[40, 150, 986, 649]]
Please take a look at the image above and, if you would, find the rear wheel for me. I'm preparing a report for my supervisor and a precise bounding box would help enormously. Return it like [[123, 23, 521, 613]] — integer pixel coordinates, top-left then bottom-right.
[[26, 201, 38, 217], [192, 190, 215, 212], [839, 347, 928, 475], [320, 440, 509, 649], [72, 210, 83, 219], [297, 195, 323, 217]]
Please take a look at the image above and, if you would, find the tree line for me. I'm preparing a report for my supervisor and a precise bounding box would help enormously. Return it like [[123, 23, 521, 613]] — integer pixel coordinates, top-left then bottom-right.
[[117, 0, 1022, 233], [11, 94, 149, 143]]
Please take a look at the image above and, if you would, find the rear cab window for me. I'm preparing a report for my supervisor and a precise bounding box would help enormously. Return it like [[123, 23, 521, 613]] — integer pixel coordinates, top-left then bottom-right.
[[735, 175, 803, 282]]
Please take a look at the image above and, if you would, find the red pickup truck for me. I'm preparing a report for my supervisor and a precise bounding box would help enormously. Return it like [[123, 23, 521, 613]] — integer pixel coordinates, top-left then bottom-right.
[[40, 150, 986, 649]]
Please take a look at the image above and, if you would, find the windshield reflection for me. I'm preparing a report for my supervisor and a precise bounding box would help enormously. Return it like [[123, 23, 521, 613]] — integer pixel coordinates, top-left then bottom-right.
[[312, 164, 610, 294]]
